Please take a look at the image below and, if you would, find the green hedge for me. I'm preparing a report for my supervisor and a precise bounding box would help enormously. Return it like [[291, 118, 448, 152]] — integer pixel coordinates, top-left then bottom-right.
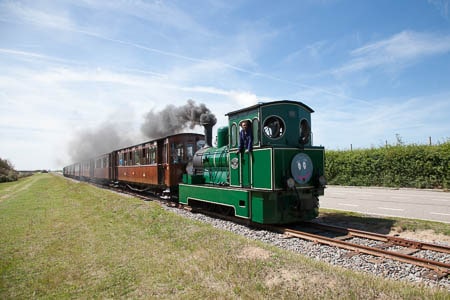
[[325, 142, 450, 189], [0, 170, 18, 183], [0, 158, 18, 183]]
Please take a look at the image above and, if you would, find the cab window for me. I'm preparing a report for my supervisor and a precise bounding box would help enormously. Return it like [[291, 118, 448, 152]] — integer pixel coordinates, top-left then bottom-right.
[[231, 123, 238, 147], [263, 116, 285, 139], [252, 118, 259, 145], [299, 119, 311, 145]]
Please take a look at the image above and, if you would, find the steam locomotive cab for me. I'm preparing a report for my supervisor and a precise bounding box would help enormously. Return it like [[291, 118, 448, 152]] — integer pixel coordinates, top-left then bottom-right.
[[179, 100, 326, 224]]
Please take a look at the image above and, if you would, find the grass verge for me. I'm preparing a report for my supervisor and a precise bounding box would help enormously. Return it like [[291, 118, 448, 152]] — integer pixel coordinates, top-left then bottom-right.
[[1, 173, 449, 298]]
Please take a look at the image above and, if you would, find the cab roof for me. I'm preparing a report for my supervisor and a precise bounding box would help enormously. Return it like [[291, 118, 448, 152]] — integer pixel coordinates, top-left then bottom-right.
[[225, 100, 314, 116]]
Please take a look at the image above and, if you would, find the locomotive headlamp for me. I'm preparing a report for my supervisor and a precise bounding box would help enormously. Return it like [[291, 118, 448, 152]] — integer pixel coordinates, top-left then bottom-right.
[[287, 177, 295, 189], [319, 175, 327, 186]]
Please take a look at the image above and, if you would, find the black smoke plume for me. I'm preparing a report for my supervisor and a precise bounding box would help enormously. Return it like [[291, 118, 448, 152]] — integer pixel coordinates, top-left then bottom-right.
[[68, 122, 134, 162], [67, 100, 216, 164], [141, 99, 216, 139]]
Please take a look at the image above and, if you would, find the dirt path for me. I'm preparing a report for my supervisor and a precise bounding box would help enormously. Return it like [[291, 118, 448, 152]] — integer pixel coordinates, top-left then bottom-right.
[[0, 175, 40, 202]]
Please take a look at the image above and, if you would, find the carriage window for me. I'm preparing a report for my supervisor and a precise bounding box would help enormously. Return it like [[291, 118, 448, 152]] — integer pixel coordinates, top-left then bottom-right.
[[172, 143, 184, 163], [263, 116, 285, 139], [133, 149, 140, 165], [231, 123, 238, 147], [150, 147, 156, 164], [186, 143, 194, 160], [177, 144, 184, 162], [162, 144, 168, 164], [252, 118, 259, 145], [142, 148, 147, 164]]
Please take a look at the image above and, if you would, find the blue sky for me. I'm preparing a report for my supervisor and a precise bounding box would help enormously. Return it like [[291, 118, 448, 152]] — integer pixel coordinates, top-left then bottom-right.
[[1, 0, 450, 170]]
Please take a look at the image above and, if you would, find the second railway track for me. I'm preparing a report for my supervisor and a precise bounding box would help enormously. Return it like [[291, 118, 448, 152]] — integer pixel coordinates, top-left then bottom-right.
[[262, 222, 450, 279], [141, 188, 450, 281]]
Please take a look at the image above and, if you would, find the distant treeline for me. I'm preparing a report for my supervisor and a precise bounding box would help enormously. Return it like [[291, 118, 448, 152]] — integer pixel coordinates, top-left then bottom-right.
[[0, 158, 18, 183], [0, 158, 39, 183], [325, 141, 450, 189]]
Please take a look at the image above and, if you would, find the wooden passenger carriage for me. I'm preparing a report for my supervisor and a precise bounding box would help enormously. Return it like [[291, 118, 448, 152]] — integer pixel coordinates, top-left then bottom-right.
[[64, 133, 205, 197], [92, 153, 112, 184], [113, 133, 204, 194]]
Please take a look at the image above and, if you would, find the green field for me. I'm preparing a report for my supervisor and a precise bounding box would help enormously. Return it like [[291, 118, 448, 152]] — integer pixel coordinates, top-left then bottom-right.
[[1, 173, 448, 299]]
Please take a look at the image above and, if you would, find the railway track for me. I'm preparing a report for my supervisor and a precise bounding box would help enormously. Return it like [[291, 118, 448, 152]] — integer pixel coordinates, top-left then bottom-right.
[[163, 198, 450, 279], [262, 222, 450, 279], [93, 181, 450, 280]]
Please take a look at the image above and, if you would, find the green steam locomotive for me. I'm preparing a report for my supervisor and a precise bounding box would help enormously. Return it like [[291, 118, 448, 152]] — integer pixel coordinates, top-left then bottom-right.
[[179, 100, 326, 224]]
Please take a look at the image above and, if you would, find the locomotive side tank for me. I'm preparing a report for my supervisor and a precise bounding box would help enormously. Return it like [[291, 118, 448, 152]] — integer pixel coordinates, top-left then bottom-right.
[[179, 100, 326, 224]]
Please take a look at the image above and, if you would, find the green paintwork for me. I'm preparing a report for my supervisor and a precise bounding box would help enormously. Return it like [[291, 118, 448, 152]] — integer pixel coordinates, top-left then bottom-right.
[[229, 149, 272, 189], [180, 100, 325, 224], [200, 146, 229, 185], [179, 184, 250, 218], [216, 126, 229, 148], [251, 149, 272, 189], [259, 102, 312, 147], [179, 181, 319, 224], [227, 100, 315, 150], [251, 190, 319, 224], [273, 147, 325, 189], [229, 147, 324, 191]]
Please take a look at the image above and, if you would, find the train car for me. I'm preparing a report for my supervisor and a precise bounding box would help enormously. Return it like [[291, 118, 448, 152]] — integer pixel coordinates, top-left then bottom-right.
[[79, 159, 93, 181], [179, 100, 326, 224], [63, 162, 81, 179], [62, 165, 70, 177], [113, 133, 204, 196], [92, 153, 112, 184]]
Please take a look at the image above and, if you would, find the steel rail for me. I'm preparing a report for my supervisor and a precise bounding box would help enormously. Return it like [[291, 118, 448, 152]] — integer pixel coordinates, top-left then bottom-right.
[[305, 222, 450, 254], [263, 225, 450, 277]]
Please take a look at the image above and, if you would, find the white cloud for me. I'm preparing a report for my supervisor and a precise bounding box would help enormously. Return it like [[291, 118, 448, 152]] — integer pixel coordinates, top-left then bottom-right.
[[76, 0, 212, 37], [333, 31, 450, 75], [2, 2, 448, 170], [314, 92, 450, 149], [283, 40, 329, 64], [0, 48, 263, 169], [0, 1, 74, 30]]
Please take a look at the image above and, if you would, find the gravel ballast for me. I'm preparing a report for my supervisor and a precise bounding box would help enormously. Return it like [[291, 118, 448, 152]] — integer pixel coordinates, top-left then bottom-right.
[[163, 205, 450, 290]]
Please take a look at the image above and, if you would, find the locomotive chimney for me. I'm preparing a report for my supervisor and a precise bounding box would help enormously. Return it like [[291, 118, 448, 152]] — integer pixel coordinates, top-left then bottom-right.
[[200, 113, 217, 148], [203, 124, 213, 148]]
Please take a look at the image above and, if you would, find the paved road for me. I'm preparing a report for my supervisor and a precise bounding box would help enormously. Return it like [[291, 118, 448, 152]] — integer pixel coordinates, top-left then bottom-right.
[[320, 186, 450, 223]]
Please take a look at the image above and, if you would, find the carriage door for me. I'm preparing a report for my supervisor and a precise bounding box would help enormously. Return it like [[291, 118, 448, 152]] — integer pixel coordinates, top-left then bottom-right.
[[157, 140, 166, 185]]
